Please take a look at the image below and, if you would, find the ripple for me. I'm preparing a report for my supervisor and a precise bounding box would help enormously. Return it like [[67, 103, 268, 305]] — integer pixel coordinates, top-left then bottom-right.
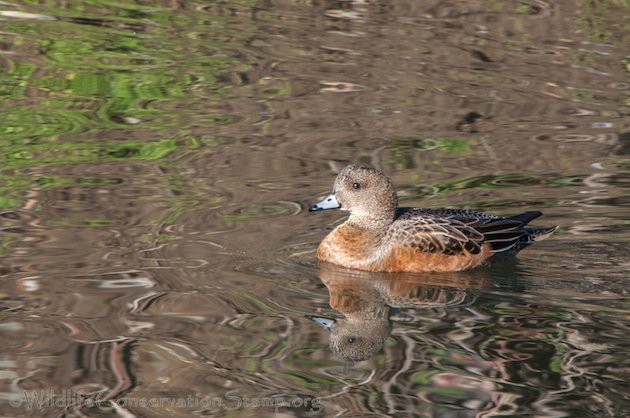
[[0, 10, 56, 20], [223, 202, 294, 222], [319, 81, 367, 93], [1, 111, 91, 140]]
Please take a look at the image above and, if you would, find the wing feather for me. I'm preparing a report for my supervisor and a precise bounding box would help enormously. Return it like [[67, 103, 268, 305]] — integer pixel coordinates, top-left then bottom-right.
[[391, 209, 553, 256], [389, 217, 484, 256]]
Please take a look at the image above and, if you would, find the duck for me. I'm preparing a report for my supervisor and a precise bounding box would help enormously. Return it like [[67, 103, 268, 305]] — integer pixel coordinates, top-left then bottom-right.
[[309, 164, 557, 272]]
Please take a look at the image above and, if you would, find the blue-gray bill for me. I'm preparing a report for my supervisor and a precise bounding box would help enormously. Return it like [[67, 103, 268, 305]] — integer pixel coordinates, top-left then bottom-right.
[[306, 315, 336, 331], [309, 193, 341, 211]]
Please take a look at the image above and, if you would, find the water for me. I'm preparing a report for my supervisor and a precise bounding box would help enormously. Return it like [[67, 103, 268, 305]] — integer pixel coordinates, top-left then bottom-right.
[[0, 1, 629, 417]]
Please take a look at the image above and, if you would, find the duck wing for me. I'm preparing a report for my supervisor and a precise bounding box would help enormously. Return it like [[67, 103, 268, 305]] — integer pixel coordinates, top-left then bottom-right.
[[396, 207, 501, 221], [389, 217, 486, 256], [392, 210, 554, 256]]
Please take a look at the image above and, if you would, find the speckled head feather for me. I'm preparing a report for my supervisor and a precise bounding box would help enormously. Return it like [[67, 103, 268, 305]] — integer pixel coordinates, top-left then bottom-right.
[[332, 165, 398, 229]]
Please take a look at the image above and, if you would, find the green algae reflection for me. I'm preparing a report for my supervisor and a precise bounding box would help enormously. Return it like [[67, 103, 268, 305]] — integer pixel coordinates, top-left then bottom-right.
[[0, 0, 262, 214]]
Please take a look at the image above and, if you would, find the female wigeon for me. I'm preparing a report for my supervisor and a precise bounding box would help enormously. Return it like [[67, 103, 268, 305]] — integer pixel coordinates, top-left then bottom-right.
[[309, 165, 557, 272]]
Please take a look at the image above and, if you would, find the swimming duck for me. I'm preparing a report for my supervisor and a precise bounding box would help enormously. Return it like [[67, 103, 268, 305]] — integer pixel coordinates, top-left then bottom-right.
[[309, 165, 556, 272]]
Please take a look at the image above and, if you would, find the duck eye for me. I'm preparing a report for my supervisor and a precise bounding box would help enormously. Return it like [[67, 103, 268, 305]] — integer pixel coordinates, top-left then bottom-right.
[[347, 336, 356, 343], [352, 182, 361, 190]]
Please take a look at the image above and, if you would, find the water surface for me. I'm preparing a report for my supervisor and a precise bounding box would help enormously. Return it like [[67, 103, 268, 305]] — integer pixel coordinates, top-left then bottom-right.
[[0, 1, 629, 417]]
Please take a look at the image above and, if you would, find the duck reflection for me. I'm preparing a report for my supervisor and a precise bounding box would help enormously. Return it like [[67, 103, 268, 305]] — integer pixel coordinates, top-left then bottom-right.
[[308, 262, 491, 362]]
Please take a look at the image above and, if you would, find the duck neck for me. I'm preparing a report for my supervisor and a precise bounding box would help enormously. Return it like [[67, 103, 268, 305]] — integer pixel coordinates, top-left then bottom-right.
[[347, 212, 394, 230]]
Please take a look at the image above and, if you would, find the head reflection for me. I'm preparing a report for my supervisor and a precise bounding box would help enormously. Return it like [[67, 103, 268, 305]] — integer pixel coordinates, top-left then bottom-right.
[[309, 262, 492, 362]]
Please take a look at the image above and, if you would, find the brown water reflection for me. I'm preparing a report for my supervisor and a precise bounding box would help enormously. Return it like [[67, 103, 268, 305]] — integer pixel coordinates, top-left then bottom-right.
[[1, 0, 629, 417], [309, 263, 491, 362], [309, 263, 629, 417]]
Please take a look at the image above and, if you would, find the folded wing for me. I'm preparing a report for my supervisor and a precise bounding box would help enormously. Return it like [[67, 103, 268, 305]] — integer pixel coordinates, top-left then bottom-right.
[[392, 209, 555, 257]]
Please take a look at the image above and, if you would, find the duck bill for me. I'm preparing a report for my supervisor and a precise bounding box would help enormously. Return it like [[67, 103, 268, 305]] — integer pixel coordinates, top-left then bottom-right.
[[309, 193, 341, 211], [306, 315, 336, 331]]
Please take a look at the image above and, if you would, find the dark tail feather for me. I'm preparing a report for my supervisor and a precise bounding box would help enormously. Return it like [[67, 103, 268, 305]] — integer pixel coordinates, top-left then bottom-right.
[[506, 211, 542, 224], [484, 212, 557, 260]]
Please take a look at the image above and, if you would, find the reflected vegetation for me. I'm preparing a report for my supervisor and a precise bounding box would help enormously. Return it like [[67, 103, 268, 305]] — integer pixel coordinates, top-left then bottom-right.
[[0, 0, 629, 417]]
